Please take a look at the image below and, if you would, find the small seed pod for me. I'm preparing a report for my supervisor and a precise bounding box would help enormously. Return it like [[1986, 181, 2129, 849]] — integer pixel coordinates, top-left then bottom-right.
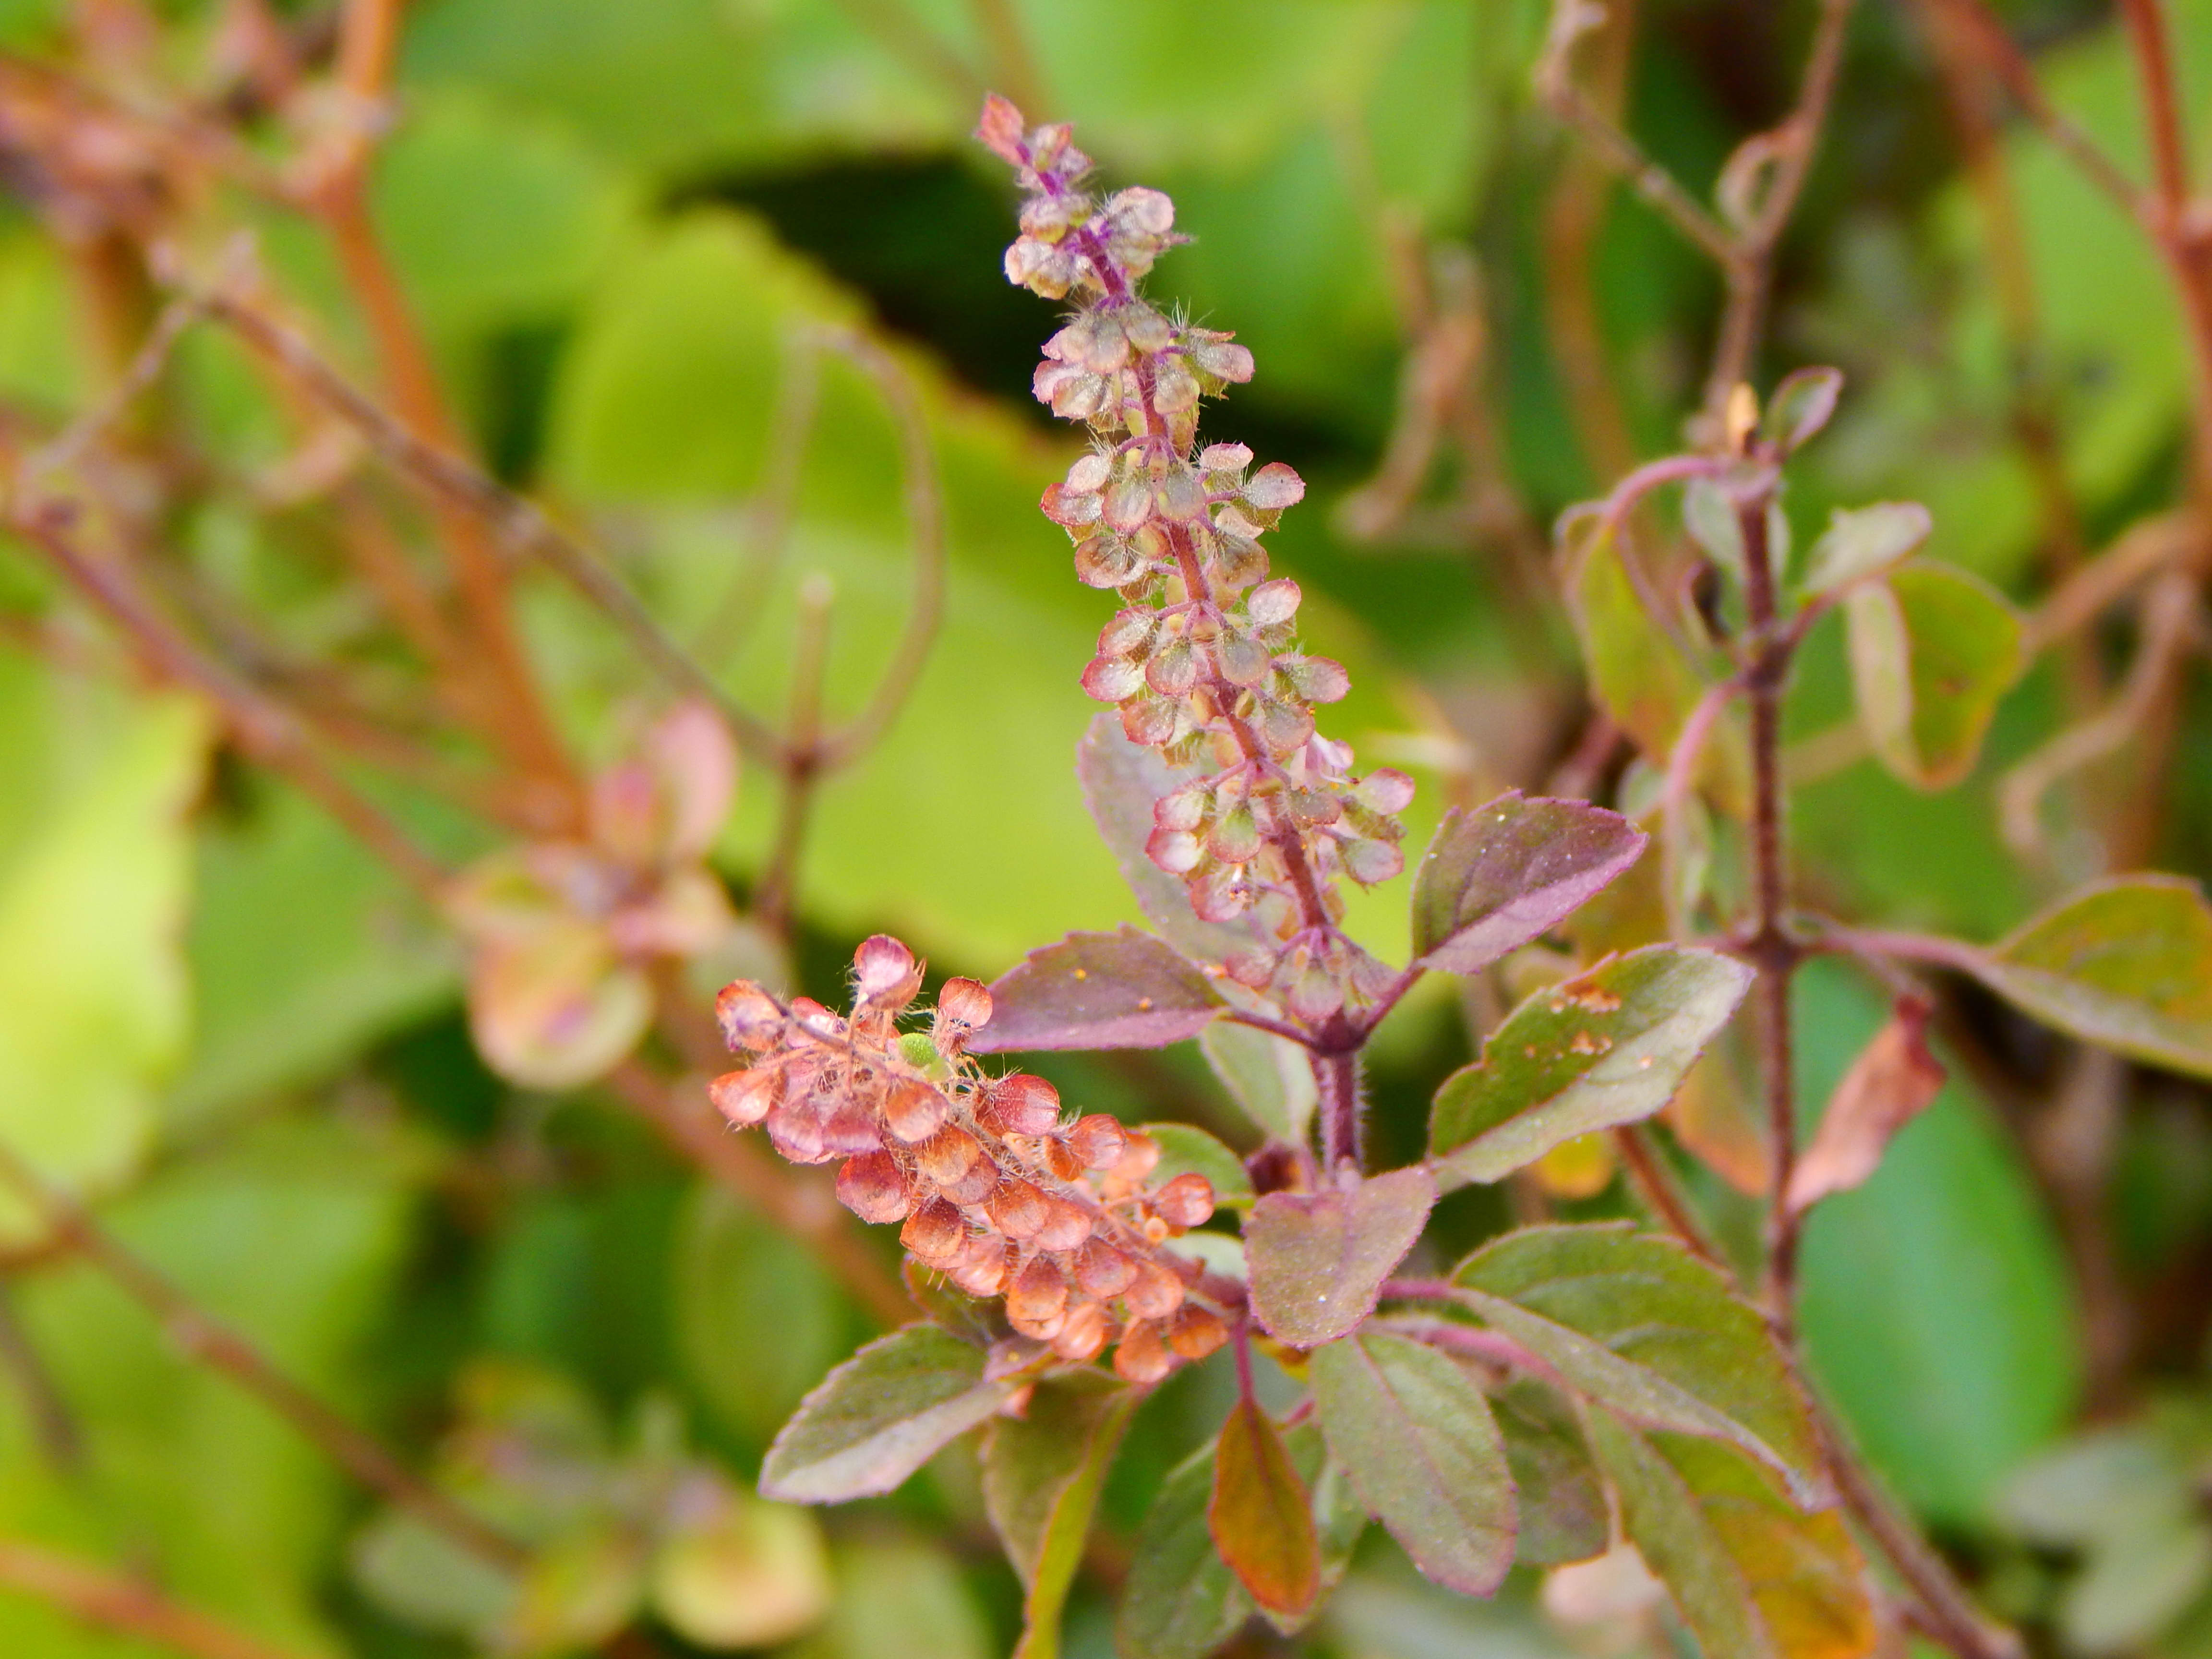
[[949, 1236, 1013, 1297], [1044, 1135, 1087, 1182], [836, 1152, 911, 1225], [916, 1125, 985, 1187], [708, 1066, 777, 1127], [941, 1156, 1000, 1208], [1151, 1173, 1215, 1230], [982, 1073, 1061, 1135], [1007, 1256, 1070, 1339], [1166, 1304, 1228, 1360], [1034, 1194, 1094, 1252], [817, 1095, 885, 1157], [1051, 1299, 1110, 1363], [1123, 1256, 1186, 1321], [882, 1076, 950, 1143], [765, 1099, 830, 1166], [900, 1198, 966, 1268], [1074, 1237, 1137, 1297], [852, 934, 922, 1008], [1063, 1114, 1127, 1170], [1113, 1319, 1171, 1383], [986, 1178, 1051, 1241], [715, 982, 784, 1051], [935, 978, 994, 1049]]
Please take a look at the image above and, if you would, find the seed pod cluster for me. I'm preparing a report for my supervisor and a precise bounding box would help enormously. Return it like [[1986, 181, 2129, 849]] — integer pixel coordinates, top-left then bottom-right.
[[711, 935, 1229, 1382], [979, 96, 1413, 1024]]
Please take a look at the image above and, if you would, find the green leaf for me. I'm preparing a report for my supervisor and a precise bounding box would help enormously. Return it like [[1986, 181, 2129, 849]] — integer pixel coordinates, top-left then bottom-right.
[[1587, 1415, 1877, 1659], [1968, 876, 2212, 1077], [759, 1325, 1016, 1503], [674, 1184, 852, 1448], [984, 1376, 1139, 1659], [1845, 563, 2023, 790], [1246, 1167, 1435, 1348], [1451, 1223, 1824, 1503], [351, 1511, 517, 1640], [1199, 1021, 1317, 1144], [500, 1527, 646, 1656], [967, 926, 1225, 1053], [1798, 503, 1933, 596], [1408, 793, 1647, 975], [1279, 1420, 1367, 1632], [1209, 1397, 1320, 1620], [651, 1494, 832, 1650], [1491, 1376, 1609, 1565], [1428, 946, 1752, 1186], [172, 782, 456, 1125], [1142, 1122, 1257, 1211], [813, 1539, 994, 1659], [0, 655, 205, 1233], [1794, 961, 2078, 1526], [1118, 1437, 1253, 1659], [1308, 1331, 1515, 1596]]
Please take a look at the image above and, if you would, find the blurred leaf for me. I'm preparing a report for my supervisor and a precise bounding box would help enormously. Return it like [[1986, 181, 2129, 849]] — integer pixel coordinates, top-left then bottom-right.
[[1969, 876, 2212, 1078], [1761, 368, 1844, 456], [984, 1375, 1138, 1659], [1429, 947, 1751, 1186], [1491, 1377, 1608, 1566], [465, 916, 653, 1090], [760, 1324, 1015, 1503], [374, 88, 633, 344], [800, 1538, 993, 1659], [650, 1492, 833, 1650], [172, 783, 456, 1124], [1118, 1437, 1252, 1659], [1588, 1416, 1876, 1659], [1409, 793, 1647, 976], [1796, 960, 2078, 1526], [674, 1185, 850, 1448], [1798, 503, 1932, 597], [1199, 1021, 1317, 1144], [0, 653, 204, 1230], [1209, 1397, 1320, 1620], [1246, 1167, 1435, 1348], [1452, 1224, 1823, 1503], [501, 1526, 645, 1656], [1845, 563, 2023, 791], [968, 926, 1225, 1053], [1784, 1001, 1944, 1217], [1142, 1122, 1256, 1211], [1309, 1330, 1515, 1596], [351, 1509, 517, 1639]]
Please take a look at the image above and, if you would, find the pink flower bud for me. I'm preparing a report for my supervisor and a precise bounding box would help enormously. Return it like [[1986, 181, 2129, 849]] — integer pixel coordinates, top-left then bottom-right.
[[1285, 656, 1351, 703], [1199, 442, 1253, 473], [916, 1124, 985, 1187], [950, 1235, 1012, 1296], [1152, 1172, 1215, 1229], [1067, 451, 1112, 493], [1286, 960, 1346, 1023], [852, 934, 921, 1007], [1146, 826, 1202, 875], [1155, 464, 1205, 519], [715, 982, 784, 1051], [1207, 806, 1262, 864], [819, 1095, 885, 1156], [1008, 1255, 1070, 1328], [975, 95, 1028, 166], [883, 1076, 950, 1142], [1115, 1131, 1161, 1182], [1075, 1237, 1138, 1296], [1186, 332, 1253, 383], [1098, 608, 1154, 658], [1041, 482, 1103, 527], [1355, 768, 1417, 814], [1105, 475, 1152, 532], [1073, 536, 1144, 589], [1082, 655, 1146, 703], [1153, 361, 1200, 415], [1145, 640, 1199, 697], [1034, 1194, 1094, 1251], [1244, 461, 1305, 510], [1247, 577, 1301, 627], [766, 1099, 829, 1165], [1216, 631, 1273, 686], [983, 1073, 1061, 1134], [937, 977, 994, 1039], [1107, 187, 1174, 237], [1256, 699, 1317, 757], [1123, 304, 1173, 353], [1190, 867, 1251, 923], [837, 1152, 911, 1224], [1343, 837, 1405, 886], [708, 1066, 777, 1127]]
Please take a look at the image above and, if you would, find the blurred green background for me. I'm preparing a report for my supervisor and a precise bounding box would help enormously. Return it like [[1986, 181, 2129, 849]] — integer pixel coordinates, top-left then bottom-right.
[[2, 0, 2212, 1654]]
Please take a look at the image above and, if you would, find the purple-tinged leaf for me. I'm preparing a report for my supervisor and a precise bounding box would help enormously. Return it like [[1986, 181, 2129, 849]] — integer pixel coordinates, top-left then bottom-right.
[[1452, 1224, 1826, 1504], [1967, 876, 2212, 1078], [1493, 1377, 1609, 1564], [1246, 1167, 1434, 1348], [1309, 1331, 1515, 1596], [760, 1325, 1016, 1503], [1076, 716, 1269, 962], [1410, 793, 1647, 975], [1118, 1439, 1251, 1659], [968, 926, 1224, 1053], [1429, 946, 1752, 1186], [1759, 365, 1844, 455], [1209, 1398, 1320, 1619]]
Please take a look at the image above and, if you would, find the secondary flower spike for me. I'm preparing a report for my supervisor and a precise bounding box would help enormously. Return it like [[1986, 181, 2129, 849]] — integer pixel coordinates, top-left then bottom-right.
[[711, 935, 1228, 1382], [980, 95, 1414, 1026]]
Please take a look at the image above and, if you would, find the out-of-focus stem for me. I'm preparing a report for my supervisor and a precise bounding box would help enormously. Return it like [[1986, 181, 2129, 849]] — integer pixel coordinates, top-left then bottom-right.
[[0, 1534, 316, 1659]]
